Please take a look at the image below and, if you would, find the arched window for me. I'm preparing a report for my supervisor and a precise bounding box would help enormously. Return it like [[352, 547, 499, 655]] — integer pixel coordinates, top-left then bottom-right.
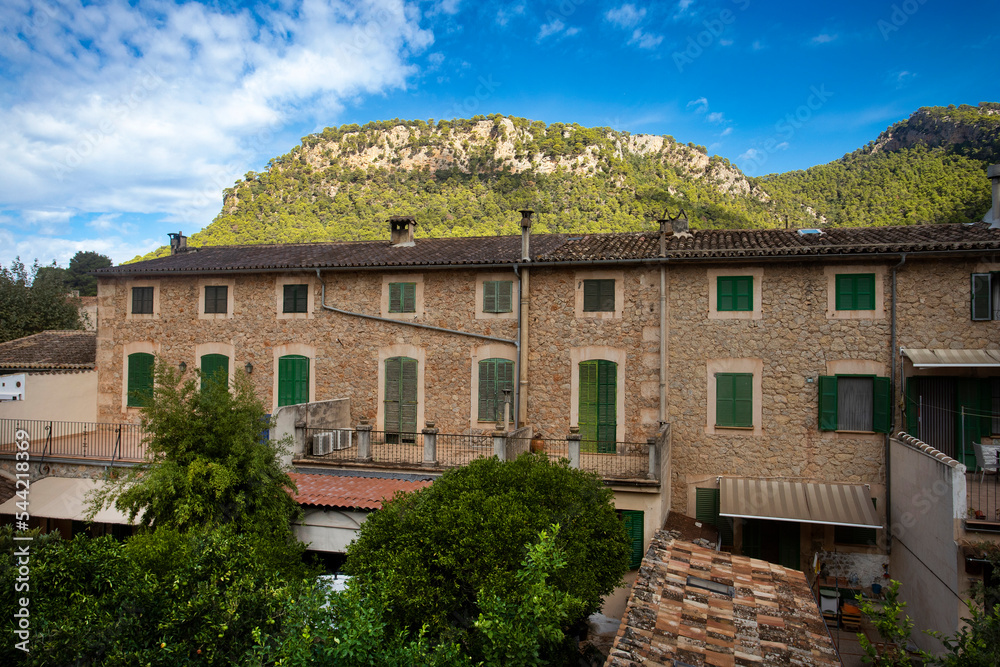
[[200, 354, 229, 391]]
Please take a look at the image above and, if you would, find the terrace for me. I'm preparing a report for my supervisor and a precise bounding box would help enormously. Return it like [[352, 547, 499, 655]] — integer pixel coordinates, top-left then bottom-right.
[[0, 418, 148, 465]]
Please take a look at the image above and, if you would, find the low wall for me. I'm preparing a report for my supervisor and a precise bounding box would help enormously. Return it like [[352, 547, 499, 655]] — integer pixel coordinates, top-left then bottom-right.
[[0, 371, 97, 422]]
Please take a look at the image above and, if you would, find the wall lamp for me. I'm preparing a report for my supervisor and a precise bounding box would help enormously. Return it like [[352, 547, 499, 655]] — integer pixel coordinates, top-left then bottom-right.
[[245, 362, 253, 374], [178, 361, 187, 373]]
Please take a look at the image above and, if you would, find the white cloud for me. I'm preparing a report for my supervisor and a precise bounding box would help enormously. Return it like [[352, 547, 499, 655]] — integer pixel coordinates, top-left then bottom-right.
[[775, 141, 789, 150], [706, 111, 726, 124], [496, 4, 524, 27], [538, 18, 565, 40], [738, 148, 764, 162], [751, 40, 765, 50], [428, 52, 445, 66], [629, 28, 663, 49], [605, 4, 646, 29], [811, 33, 838, 44], [892, 70, 917, 87], [719, 38, 733, 46], [0, 232, 159, 268], [720, 127, 732, 137], [686, 97, 709, 113]]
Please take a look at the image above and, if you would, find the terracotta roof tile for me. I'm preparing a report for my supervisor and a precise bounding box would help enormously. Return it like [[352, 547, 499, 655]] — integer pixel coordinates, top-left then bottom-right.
[[287, 472, 430, 510], [0, 330, 96, 370]]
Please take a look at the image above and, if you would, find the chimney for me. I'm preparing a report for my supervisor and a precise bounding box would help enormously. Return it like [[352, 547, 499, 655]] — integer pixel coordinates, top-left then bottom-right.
[[657, 219, 668, 258], [519, 210, 533, 261], [168, 232, 187, 255], [389, 216, 417, 247], [672, 212, 689, 235], [988, 165, 1000, 228]]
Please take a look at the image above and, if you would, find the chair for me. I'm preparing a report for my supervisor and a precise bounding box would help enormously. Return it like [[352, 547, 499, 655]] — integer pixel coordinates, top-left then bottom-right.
[[973, 443, 1000, 484]]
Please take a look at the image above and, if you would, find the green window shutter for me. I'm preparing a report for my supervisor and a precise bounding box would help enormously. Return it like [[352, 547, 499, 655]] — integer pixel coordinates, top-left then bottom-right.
[[402, 283, 416, 312], [579, 361, 598, 445], [483, 280, 497, 313], [385, 357, 418, 435], [483, 281, 512, 313], [818, 375, 838, 431], [718, 276, 753, 311], [972, 273, 992, 320], [389, 283, 416, 313], [619, 510, 645, 569], [695, 488, 732, 547], [904, 378, 919, 436], [478, 358, 513, 422], [583, 279, 615, 312], [872, 376, 891, 433], [278, 355, 309, 407], [389, 283, 402, 313], [200, 354, 229, 392], [131, 287, 153, 314], [205, 286, 228, 314], [579, 360, 617, 452], [716, 373, 752, 427], [836, 274, 876, 311], [283, 284, 308, 313], [127, 353, 154, 407]]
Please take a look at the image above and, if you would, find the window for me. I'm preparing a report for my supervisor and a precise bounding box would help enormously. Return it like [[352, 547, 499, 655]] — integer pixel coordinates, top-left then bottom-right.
[[579, 359, 617, 452], [836, 499, 878, 546], [384, 357, 418, 441], [483, 280, 513, 314], [818, 375, 890, 433], [478, 358, 514, 422], [617, 509, 645, 569], [127, 352, 154, 407], [277, 355, 309, 407], [971, 273, 1000, 321], [204, 286, 228, 314], [200, 354, 229, 391], [582, 279, 615, 312], [715, 373, 753, 427], [388, 282, 416, 313], [131, 286, 154, 314], [717, 276, 753, 312], [835, 273, 875, 311], [282, 284, 308, 313]]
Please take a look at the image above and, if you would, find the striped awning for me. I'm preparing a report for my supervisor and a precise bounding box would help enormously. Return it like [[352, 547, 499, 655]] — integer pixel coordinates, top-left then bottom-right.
[[720, 477, 881, 529], [902, 348, 1000, 368], [0, 477, 133, 525]]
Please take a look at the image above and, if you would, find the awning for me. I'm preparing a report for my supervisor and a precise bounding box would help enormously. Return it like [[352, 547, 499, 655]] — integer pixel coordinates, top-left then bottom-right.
[[0, 477, 133, 524], [902, 348, 1000, 368], [720, 477, 881, 529]]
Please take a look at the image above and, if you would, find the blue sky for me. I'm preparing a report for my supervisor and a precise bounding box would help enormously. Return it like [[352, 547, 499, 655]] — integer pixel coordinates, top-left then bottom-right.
[[1, 0, 997, 268]]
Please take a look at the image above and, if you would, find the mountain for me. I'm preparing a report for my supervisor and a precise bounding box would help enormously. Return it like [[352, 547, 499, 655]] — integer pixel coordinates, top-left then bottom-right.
[[134, 104, 999, 261]]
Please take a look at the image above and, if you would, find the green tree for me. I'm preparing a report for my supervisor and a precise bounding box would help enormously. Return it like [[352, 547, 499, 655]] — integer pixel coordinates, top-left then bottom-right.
[[89, 363, 301, 538], [346, 453, 630, 659], [0, 258, 82, 343], [67, 250, 112, 296]]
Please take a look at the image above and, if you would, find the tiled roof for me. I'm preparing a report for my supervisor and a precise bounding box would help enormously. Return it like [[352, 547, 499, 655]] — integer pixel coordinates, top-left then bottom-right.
[[287, 472, 431, 510], [95, 223, 1000, 276], [0, 330, 96, 370], [607, 531, 840, 667]]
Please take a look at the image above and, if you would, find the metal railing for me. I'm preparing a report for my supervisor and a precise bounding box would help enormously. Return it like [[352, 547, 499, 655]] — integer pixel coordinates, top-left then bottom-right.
[[579, 440, 652, 480], [437, 432, 493, 467], [968, 447, 1000, 525], [0, 418, 149, 462]]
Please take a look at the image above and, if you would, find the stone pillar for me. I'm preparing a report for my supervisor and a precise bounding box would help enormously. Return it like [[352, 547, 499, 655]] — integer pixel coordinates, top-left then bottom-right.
[[422, 421, 438, 468], [647, 436, 658, 480], [493, 425, 507, 461], [356, 419, 372, 463], [567, 426, 581, 469]]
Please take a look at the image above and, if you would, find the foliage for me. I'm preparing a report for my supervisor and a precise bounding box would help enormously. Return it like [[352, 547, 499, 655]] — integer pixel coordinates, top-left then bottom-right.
[[856, 580, 923, 666], [0, 258, 82, 343], [67, 250, 113, 296], [924, 599, 1000, 666], [88, 362, 301, 538], [345, 453, 630, 659]]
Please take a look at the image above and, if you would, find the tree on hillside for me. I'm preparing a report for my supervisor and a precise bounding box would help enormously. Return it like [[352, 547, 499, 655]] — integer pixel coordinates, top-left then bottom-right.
[[88, 364, 301, 538], [0, 258, 82, 343], [346, 453, 630, 660]]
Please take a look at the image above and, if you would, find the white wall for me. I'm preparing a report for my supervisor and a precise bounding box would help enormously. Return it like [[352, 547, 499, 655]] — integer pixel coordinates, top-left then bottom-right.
[[295, 508, 368, 552], [0, 371, 97, 422]]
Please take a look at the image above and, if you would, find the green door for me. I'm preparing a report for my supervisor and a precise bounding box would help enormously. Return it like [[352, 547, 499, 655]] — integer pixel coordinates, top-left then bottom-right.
[[200, 354, 229, 391], [579, 360, 617, 453], [277, 355, 309, 407], [385, 357, 418, 442], [620, 510, 645, 569], [127, 352, 155, 407]]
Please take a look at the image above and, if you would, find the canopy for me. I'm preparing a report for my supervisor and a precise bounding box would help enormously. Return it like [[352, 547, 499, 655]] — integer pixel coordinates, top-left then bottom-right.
[[0, 477, 133, 524], [720, 477, 881, 529], [902, 348, 1000, 368]]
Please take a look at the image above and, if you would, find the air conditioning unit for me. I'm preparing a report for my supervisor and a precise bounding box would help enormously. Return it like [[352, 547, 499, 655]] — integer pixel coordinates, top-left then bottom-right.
[[312, 430, 353, 455]]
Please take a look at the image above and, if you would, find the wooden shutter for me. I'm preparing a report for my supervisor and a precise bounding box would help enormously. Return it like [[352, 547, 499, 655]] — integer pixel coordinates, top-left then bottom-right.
[[835, 275, 852, 311], [620, 510, 645, 569], [733, 374, 752, 427], [718, 277, 735, 311], [971, 274, 992, 321], [402, 283, 416, 312], [483, 280, 497, 313], [389, 283, 402, 313], [716, 374, 734, 427], [384, 358, 401, 432], [278, 355, 308, 407], [478, 359, 495, 420], [132, 287, 153, 314], [818, 375, 838, 431], [579, 361, 598, 446], [283, 284, 307, 313], [904, 378, 919, 436], [200, 354, 229, 391], [872, 376, 891, 433], [385, 357, 418, 436], [596, 360, 617, 452], [497, 281, 512, 313], [695, 488, 719, 524], [127, 353, 154, 407], [735, 276, 753, 311], [856, 274, 875, 310], [583, 280, 600, 312]]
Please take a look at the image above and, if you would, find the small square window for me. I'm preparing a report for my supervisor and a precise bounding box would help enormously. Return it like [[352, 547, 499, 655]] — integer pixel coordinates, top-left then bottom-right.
[[835, 274, 875, 311], [583, 279, 615, 312], [204, 286, 228, 314], [971, 273, 1000, 321], [716, 373, 753, 427], [483, 280, 513, 313], [283, 284, 308, 313], [717, 276, 753, 312], [389, 282, 416, 313], [131, 286, 154, 314]]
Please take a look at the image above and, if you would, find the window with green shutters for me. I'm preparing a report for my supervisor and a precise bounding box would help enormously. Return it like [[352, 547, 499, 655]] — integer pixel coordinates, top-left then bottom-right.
[[127, 352, 154, 407], [579, 359, 617, 452], [131, 286, 153, 314], [277, 355, 309, 407], [204, 285, 228, 314], [478, 358, 514, 422], [695, 488, 733, 547], [835, 273, 876, 310], [717, 276, 753, 311], [818, 375, 890, 433], [483, 280, 513, 313], [282, 284, 308, 313], [200, 354, 229, 391], [388, 282, 416, 313], [582, 279, 615, 312], [715, 373, 753, 427], [385, 356, 418, 441], [971, 272, 1000, 320], [618, 509, 645, 569]]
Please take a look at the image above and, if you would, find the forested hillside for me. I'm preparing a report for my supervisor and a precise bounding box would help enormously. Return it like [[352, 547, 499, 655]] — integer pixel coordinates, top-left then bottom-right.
[[135, 105, 998, 260]]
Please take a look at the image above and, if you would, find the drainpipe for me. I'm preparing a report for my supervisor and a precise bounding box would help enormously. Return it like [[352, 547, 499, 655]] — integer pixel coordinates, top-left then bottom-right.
[[657, 219, 669, 423], [887, 252, 907, 554], [516, 211, 533, 429]]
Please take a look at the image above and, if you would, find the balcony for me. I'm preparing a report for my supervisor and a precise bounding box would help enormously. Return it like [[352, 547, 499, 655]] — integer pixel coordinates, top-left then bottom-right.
[[0, 418, 148, 464]]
